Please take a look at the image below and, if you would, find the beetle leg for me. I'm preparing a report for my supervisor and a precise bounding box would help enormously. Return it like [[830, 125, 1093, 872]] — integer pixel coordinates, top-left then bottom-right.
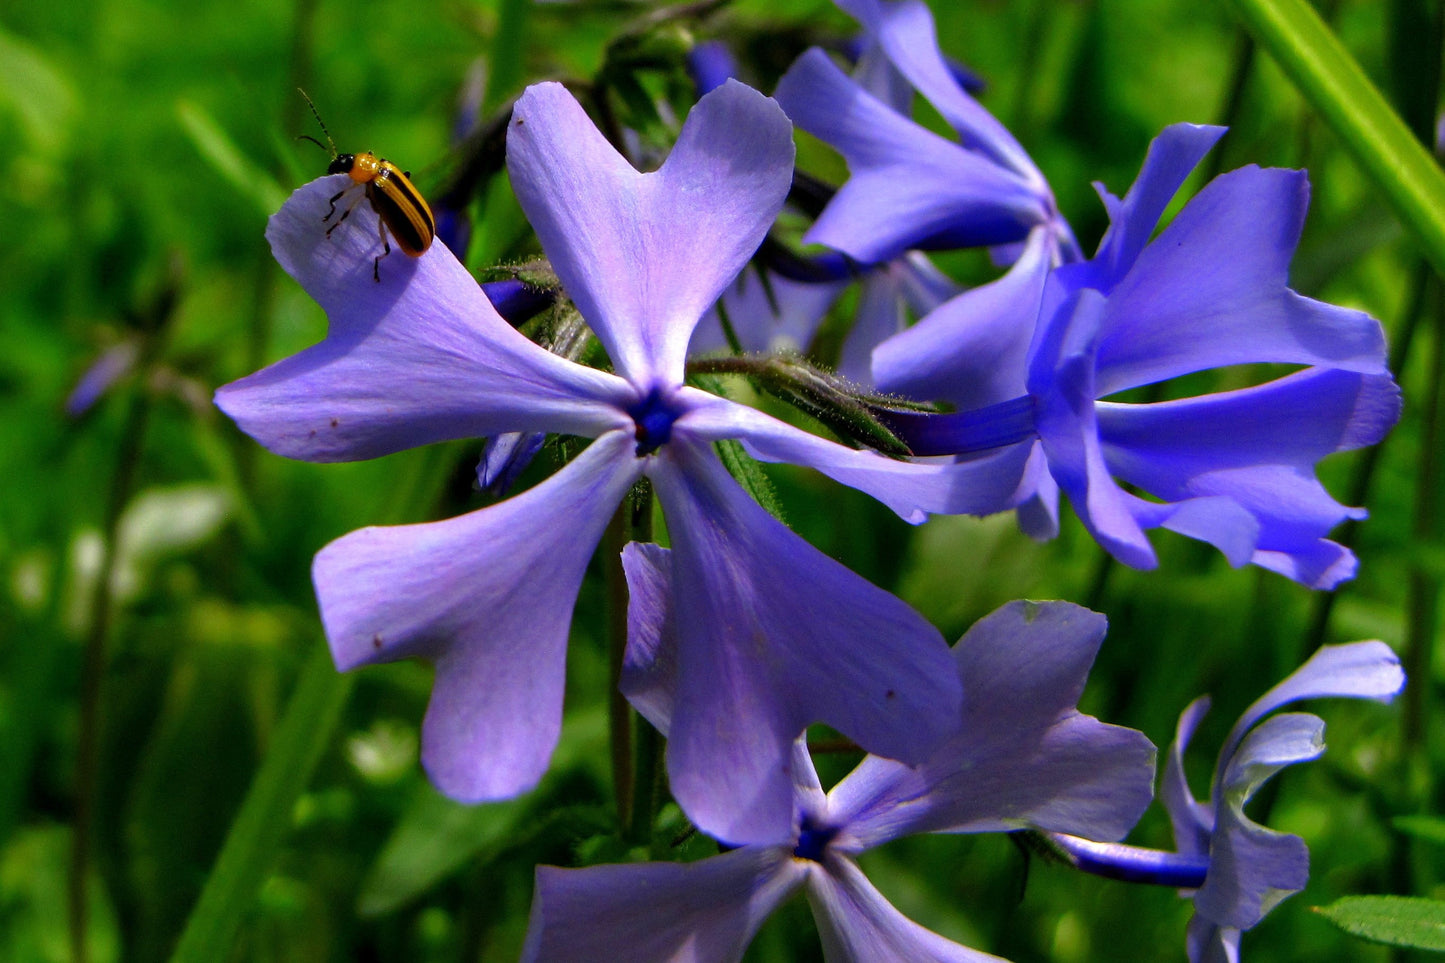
[[325, 191, 363, 238], [373, 218, 392, 283], [324, 188, 347, 223]]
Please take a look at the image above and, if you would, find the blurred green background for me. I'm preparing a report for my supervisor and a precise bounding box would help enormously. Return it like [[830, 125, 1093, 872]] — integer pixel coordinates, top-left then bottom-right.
[[0, 0, 1436, 960]]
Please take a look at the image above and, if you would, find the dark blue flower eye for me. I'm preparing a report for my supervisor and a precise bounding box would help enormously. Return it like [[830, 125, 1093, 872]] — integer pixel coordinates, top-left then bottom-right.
[[628, 386, 682, 456], [792, 814, 839, 863]]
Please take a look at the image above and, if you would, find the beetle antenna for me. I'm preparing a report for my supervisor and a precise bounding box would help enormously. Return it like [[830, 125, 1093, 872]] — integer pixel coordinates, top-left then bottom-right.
[[296, 88, 337, 156]]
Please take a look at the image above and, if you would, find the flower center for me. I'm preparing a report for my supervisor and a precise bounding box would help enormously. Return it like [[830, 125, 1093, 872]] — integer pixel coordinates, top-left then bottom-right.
[[627, 386, 682, 457], [792, 814, 838, 864]]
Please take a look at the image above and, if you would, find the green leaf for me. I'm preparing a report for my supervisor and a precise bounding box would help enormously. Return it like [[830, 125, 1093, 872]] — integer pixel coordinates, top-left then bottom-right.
[[176, 99, 287, 218], [166, 647, 352, 963], [1217, 0, 1445, 280], [1315, 895, 1445, 951]]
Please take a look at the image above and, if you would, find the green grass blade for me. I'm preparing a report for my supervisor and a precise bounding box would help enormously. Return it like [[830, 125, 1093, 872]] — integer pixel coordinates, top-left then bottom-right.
[[166, 646, 352, 963], [1218, 0, 1445, 278], [177, 99, 289, 218]]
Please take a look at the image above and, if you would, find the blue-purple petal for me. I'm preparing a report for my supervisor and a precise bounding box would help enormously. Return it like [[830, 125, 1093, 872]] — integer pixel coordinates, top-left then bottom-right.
[[873, 225, 1052, 408], [313, 431, 642, 801], [828, 601, 1155, 850], [506, 81, 793, 386], [774, 49, 1047, 264], [647, 436, 961, 844], [522, 848, 805, 963], [1194, 715, 1317, 930], [1094, 166, 1388, 395], [619, 541, 679, 733], [1187, 915, 1242, 963], [216, 179, 633, 462], [1218, 640, 1404, 770], [678, 390, 1034, 522], [806, 855, 1007, 963], [831, 0, 1036, 181], [1090, 123, 1225, 285]]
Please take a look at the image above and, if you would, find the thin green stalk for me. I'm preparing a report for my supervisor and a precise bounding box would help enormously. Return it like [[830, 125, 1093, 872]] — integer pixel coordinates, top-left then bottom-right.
[[1300, 0, 1441, 659], [71, 387, 152, 963], [1302, 259, 1432, 653], [605, 502, 636, 827], [1216, 0, 1445, 280], [166, 648, 352, 963], [1395, 274, 1443, 903], [168, 438, 460, 963], [625, 483, 657, 845]]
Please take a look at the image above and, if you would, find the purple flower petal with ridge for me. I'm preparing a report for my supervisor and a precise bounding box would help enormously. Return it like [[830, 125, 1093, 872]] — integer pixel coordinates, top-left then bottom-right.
[[775, 49, 1049, 264], [649, 436, 961, 844], [506, 80, 794, 386], [832, 0, 1035, 181], [1089, 123, 1225, 285], [314, 431, 643, 801], [216, 179, 633, 462], [618, 542, 679, 733], [828, 600, 1155, 850], [1094, 165, 1388, 395], [873, 225, 1053, 408]]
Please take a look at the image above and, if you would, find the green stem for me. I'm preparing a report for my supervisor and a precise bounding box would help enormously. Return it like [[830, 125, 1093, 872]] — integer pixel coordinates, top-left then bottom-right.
[[1302, 259, 1432, 654], [605, 503, 636, 827], [1215, 0, 1445, 279], [626, 483, 657, 844], [70, 386, 151, 963], [166, 649, 353, 963]]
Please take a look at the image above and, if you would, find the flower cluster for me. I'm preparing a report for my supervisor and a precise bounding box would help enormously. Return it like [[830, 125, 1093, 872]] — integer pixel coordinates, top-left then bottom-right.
[[216, 0, 1406, 958]]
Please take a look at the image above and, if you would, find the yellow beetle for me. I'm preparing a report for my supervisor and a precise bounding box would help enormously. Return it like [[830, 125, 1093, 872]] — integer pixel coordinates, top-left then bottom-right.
[[299, 91, 436, 282]]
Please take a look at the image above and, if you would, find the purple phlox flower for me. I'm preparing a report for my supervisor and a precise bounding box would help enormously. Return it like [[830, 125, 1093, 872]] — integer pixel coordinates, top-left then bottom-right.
[[519, 543, 1156, 962], [877, 123, 1402, 589], [774, 0, 1076, 266], [215, 80, 1030, 843], [1044, 642, 1402, 960], [1161, 641, 1404, 963]]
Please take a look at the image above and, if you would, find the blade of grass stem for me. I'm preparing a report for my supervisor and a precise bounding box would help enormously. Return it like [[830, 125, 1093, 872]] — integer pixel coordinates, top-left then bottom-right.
[[1217, 0, 1445, 279], [166, 647, 352, 963]]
